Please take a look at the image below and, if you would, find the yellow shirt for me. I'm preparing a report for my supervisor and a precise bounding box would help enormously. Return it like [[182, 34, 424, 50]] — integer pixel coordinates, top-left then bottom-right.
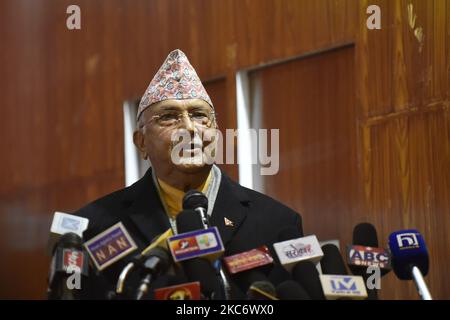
[[157, 170, 212, 218]]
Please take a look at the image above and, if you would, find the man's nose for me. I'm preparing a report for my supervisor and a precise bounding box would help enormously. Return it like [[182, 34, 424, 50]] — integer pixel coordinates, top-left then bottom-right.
[[179, 112, 196, 132]]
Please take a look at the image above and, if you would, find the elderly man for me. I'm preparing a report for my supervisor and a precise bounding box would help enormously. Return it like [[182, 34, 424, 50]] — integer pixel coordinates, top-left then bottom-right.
[[74, 49, 302, 299]]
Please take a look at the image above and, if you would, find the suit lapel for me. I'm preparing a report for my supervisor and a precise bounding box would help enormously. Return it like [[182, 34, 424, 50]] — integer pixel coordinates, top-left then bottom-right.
[[122, 168, 249, 248], [210, 172, 249, 247], [124, 168, 171, 244]]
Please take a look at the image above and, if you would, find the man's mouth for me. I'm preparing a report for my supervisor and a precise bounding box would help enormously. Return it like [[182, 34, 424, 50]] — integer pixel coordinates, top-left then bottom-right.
[[176, 141, 203, 156]]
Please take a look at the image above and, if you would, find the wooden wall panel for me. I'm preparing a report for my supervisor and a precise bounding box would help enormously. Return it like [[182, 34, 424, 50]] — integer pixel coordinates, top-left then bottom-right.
[[0, 171, 122, 299], [250, 46, 361, 244], [358, 0, 448, 118], [362, 110, 450, 299], [234, 0, 356, 70], [357, 0, 450, 299]]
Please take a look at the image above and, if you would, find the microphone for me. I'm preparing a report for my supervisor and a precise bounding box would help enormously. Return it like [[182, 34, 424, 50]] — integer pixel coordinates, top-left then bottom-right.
[[273, 228, 324, 272], [276, 280, 310, 300], [47, 212, 89, 255], [388, 230, 432, 300], [223, 245, 274, 295], [320, 244, 348, 275], [181, 258, 223, 299], [267, 264, 293, 288], [135, 246, 171, 300], [168, 210, 225, 263], [47, 232, 89, 300], [154, 281, 202, 300], [223, 246, 274, 275], [347, 223, 391, 300], [247, 281, 278, 300], [177, 202, 231, 300], [84, 222, 138, 272], [175, 209, 223, 299], [272, 227, 325, 299], [292, 261, 325, 300], [183, 189, 209, 229], [116, 228, 173, 297], [320, 244, 367, 300]]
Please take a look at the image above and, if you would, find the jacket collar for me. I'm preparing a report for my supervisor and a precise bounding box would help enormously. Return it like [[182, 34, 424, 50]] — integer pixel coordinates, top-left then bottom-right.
[[123, 168, 171, 244], [122, 168, 249, 247], [209, 172, 249, 247]]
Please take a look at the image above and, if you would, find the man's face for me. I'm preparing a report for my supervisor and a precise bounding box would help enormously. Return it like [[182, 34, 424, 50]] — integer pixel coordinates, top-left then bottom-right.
[[134, 98, 218, 175]]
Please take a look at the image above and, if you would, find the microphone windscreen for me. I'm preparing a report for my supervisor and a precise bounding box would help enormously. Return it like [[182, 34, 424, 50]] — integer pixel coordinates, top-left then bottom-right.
[[268, 264, 292, 286], [388, 229, 429, 280], [176, 209, 204, 233], [353, 223, 379, 248], [292, 261, 325, 300], [247, 281, 277, 300], [234, 269, 268, 292], [183, 190, 208, 211], [321, 244, 348, 275], [276, 280, 310, 300], [141, 247, 171, 274], [181, 258, 220, 297], [150, 273, 189, 294], [56, 232, 83, 251]]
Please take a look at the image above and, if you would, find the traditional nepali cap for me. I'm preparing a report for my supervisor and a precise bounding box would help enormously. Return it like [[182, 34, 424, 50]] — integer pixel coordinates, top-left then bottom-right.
[[137, 49, 213, 120]]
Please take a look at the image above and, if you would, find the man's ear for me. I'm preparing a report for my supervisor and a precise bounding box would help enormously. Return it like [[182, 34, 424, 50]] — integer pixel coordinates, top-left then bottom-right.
[[133, 130, 147, 160]]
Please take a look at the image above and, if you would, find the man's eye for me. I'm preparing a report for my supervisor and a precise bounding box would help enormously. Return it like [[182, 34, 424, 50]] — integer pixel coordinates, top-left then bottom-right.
[[159, 114, 178, 121], [191, 112, 208, 119]]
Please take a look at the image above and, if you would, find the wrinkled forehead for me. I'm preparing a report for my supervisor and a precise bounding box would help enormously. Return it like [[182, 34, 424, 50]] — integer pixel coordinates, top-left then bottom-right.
[[147, 98, 212, 114]]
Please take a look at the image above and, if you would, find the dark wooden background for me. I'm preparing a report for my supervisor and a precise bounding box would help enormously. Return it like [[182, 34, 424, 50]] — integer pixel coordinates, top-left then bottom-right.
[[0, 0, 448, 299]]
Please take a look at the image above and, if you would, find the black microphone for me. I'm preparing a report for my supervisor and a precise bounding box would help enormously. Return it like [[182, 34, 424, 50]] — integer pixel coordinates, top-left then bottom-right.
[[348, 223, 390, 300], [292, 261, 325, 300], [320, 244, 348, 275], [176, 209, 222, 299], [182, 193, 232, 300], [183, 189, 209, 229], [247, 280, 278, 300], [176, 208, 205, 233], [354, 223, 378, 247], [320, 244, 368, 300], [350, 223, 391, 276], [47, 232, 89, 300], [135, 246, 171, 300], [273, 227, 325, 299], [267, 264, 293, 287], [233, 269, 271, 295], [180, 258, 221, 299], [276, 280, 310, 300]]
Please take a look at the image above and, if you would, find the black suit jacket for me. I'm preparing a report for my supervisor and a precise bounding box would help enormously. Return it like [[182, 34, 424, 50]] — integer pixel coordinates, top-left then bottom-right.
[[73, 168, 302, 299]]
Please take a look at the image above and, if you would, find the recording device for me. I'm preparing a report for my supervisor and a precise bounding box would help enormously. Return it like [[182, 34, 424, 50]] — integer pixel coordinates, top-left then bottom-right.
[[47, 232, 89, 300], [247, 281, 278, 300], [135, 246, 171, 300], [388, 229, 432, 300], [175, 209, 223, 299], [346, 222, 391, 300], [47, 211, 89, 255], [276, 280, 310, 300], [183, 190, 209, 229], [115, 228, 173, 296], [273, 228, 323, 272], [292, 261, 325, 300], [272, 227, 325, 299], [319, 244, 367, 300], [154, 281, 201, 300], [347, 223, 391, 274]]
